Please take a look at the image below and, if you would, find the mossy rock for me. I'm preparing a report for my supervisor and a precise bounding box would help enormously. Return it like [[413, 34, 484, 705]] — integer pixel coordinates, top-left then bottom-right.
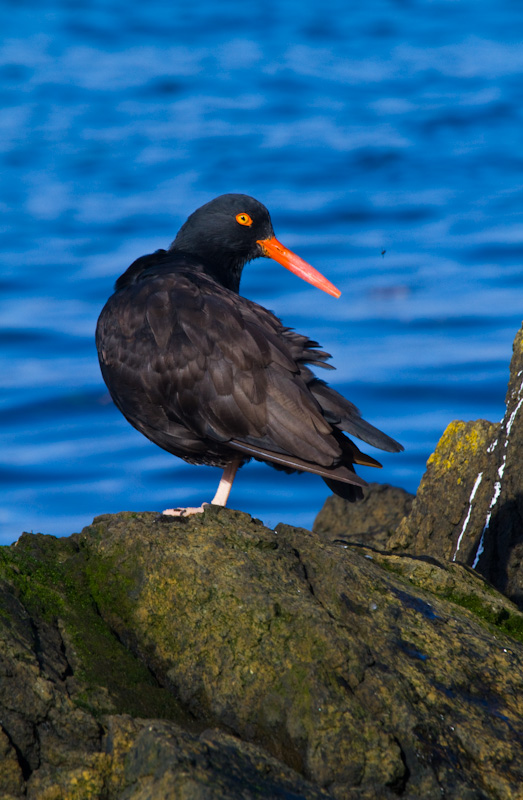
[[2, 509, 523, 798]]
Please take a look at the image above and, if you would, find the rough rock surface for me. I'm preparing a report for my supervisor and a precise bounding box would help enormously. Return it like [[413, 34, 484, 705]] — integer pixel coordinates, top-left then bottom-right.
[[313, 483, 414, 549], [387, 323, 523, 608], [2, 509, 523, 799]]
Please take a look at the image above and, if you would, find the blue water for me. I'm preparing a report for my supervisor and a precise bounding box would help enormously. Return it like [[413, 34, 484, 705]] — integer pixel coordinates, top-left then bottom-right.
[[1, 0, 522, 544]]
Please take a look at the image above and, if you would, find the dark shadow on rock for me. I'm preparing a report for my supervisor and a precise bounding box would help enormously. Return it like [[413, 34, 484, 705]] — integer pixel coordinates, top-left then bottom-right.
[[472, 494, 523, 610]]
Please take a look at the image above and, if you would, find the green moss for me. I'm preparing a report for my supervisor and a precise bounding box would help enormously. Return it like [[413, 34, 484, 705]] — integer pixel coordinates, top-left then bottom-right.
[[0, 536, 72, 620], [81, 548, 138, 626], [0, 534, 189, 724], [444, 591, 523, 643], [373, 558, 406, 578], [365, 554, 523, 644]]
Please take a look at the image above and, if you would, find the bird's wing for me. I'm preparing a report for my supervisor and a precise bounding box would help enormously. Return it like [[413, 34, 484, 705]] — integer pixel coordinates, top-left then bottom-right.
[[99, 269, 352, 469], [256, 321, 402, 454], [303, 373, 403, 453]]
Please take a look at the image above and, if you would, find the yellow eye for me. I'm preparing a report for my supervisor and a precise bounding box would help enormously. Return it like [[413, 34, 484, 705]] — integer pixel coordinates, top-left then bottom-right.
[[236, 212, 253, 226]]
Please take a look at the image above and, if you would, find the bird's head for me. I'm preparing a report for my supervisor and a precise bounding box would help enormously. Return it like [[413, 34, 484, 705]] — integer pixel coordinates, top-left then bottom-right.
[[170, 193, 340, 297]]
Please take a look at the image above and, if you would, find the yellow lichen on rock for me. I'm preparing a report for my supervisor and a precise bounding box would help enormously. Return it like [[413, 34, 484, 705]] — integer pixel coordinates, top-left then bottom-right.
[[426, 420, 495, 473], [29, 756, 110, 800]]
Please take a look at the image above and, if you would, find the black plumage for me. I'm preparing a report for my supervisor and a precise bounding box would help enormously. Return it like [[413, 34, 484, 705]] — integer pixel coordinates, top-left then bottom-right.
[[96, 193, 403, 514]]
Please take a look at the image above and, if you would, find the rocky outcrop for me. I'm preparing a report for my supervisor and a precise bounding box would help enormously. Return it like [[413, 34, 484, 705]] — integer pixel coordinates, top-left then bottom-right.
[[313, 483, 414, 549], [2, 509, 523, 799], [387, 324, 523, 608], [0, 524, 333, 800]]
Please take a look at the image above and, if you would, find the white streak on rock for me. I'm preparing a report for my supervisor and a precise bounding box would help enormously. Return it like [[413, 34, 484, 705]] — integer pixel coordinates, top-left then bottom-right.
[[472, 390, 523, 570], [453, 472, 483, 562], [504, 397, 523, 441]]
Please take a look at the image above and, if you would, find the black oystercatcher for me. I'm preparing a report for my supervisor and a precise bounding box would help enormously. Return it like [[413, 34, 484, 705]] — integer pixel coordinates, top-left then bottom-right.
[[96, 194, 403, 515]]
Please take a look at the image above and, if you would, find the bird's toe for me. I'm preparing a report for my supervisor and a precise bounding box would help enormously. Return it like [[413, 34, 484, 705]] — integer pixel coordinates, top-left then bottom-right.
[[162, 505, 207, 517]]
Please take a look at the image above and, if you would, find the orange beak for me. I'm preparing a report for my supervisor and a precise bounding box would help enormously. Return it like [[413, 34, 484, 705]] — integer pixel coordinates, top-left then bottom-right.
[[257, 236, 341, 299]]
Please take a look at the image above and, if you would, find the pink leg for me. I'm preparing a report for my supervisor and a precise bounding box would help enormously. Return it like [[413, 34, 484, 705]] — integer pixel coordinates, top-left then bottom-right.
[[209, 457, 241, 506], [162, 457, 241, 517]]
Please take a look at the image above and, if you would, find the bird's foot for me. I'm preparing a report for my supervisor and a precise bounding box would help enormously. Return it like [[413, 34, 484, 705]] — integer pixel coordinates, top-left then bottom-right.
[[162, 503, 209, 517]]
